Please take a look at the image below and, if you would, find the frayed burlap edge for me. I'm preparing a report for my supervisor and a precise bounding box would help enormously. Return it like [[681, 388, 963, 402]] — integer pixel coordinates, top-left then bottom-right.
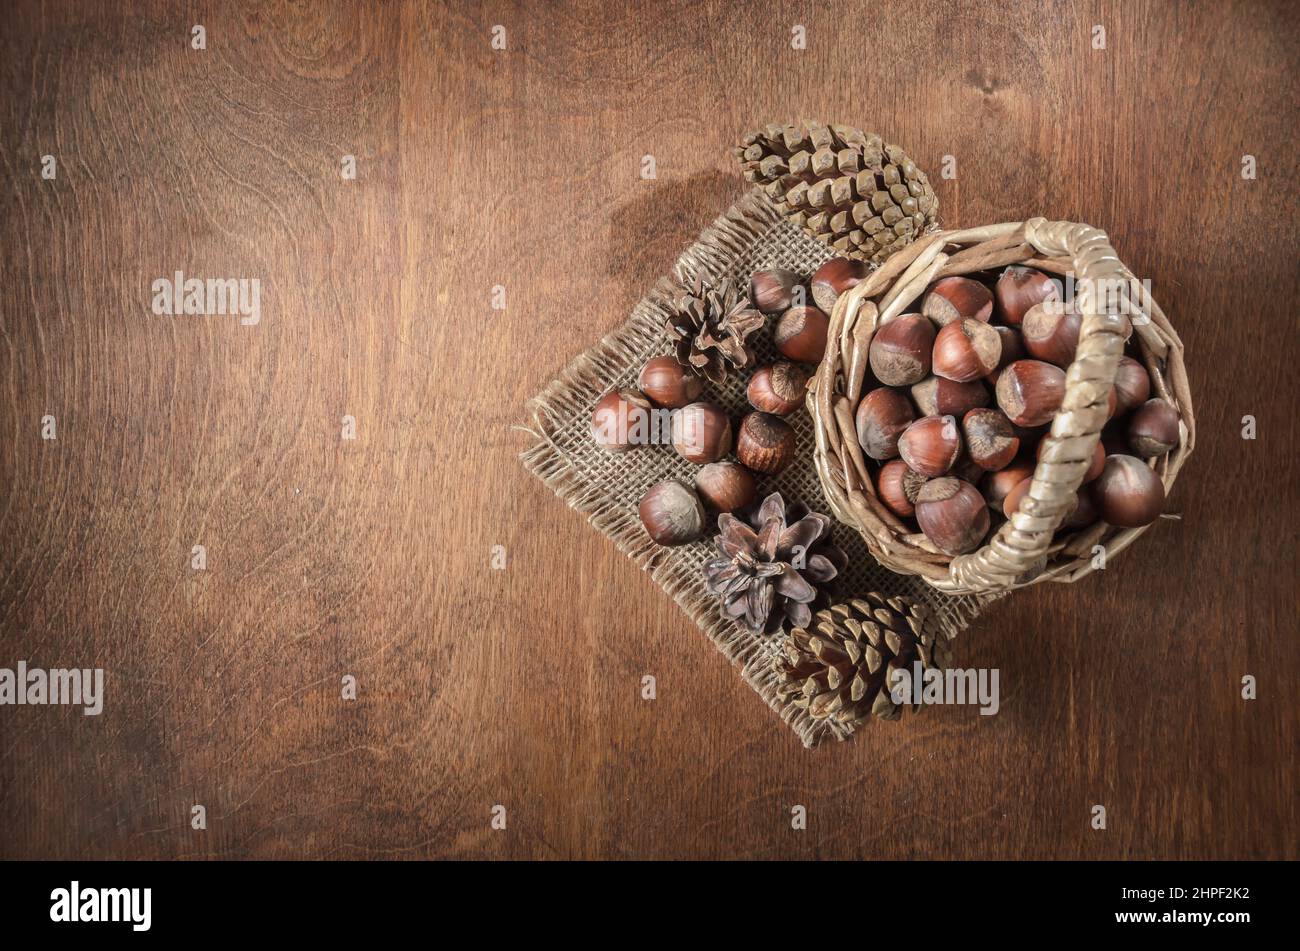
[[519, 189, 995, 748]]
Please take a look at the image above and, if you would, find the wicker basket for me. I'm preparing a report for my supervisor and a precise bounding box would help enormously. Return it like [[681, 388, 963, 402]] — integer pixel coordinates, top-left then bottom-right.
[[809, 217, 1195, 595]]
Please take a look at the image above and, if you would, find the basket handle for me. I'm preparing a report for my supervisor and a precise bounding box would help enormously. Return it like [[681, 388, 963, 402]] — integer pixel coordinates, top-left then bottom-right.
[[942, 218, 1132, 593]]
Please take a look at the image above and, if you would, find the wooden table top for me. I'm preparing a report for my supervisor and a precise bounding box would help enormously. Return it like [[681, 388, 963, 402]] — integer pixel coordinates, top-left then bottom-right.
[[1, 0, 1295, 859]]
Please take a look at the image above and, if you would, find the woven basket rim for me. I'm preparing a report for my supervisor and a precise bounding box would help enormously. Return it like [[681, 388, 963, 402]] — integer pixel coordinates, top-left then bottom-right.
[[809, 217, 1195, 594]]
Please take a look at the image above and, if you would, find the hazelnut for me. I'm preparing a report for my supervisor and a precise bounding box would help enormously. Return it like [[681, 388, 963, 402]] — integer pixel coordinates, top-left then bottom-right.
[[1128, 398, 1180, 457], [868, 313, 935, 386], [1094, 454, 1165, 527], [1113, 355, 1151, 416], [933, 318, 1003, 382], [774, 305, 830, 363], [922, 276, 992, 327], [898, 415, 962, 477], [915, 477, 991, 555], [877, 459, 927, 519], [854, 387, 916, 460], [995, 360, 1066, 427], [695, 461, 757, 513], [638, 356, 704, 408], [736, 412, 796, 474], [1060, 485, 1099, 530], [982, 462, 1036, 512], [591, 387, 653, 452], [1002, 477, 1098, 531], [962, 408, 1019, 471], [750, 268, 802, 315], [1036, 438, 1106, 483], [1021, 302, 1082, 367], [910, 375, 989, 417], [1085, 442, 1106, 482], [1001, 476, 1034, 519], [671, 401, 732, 464], [638, 481, 706, 546], [747, 362, 810, 416], [988, 325, 1026, 376], [811, 257, 869, 312], [994, 266, 1061, 325]]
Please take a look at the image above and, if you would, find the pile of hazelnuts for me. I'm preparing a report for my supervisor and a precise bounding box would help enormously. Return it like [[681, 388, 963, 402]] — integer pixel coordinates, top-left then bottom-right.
[[853, 266, 1180, 556], [591, 262, 854, 547]]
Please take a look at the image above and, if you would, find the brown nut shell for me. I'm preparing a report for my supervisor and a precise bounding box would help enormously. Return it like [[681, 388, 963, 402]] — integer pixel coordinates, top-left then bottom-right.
[[933, 318, 1003, 382], [1094, 454, 1165, 527], [1113, 355, 1151, 415], [1127, 398, 1180, 457], [591, 387, 653, 452], [1002, 477, 1098, 531], [922, 276, 993, 327], [1037, 438, 1106, 483], [868, 313, 935, 386], [736, 412, 796, 474], [750, 268, 801, 314], [1059, 485, 1099, 530], [982, 462, 1035, 512], [995, 360, 1066, 428], [994, 266, 1061, 326], [811, 257, 869, 312], [638, 356, 704, 409], [911, 375, 990, 418], [747, 361, 810, 416], [1021, 302, 1082, 367], [638, 480, 706, 546], [877, 459, 927, 519], [1001, 476, 1034, 519], [694, 462, 757, 513], [988, 325, 1026, 376], [671, 401, 732, 464], [915, 477, 991, 555], [898, 415, 962, 478], [855, 387, 916, 461], [962, 408, 1019, 471], [774, 305, 829, 363]]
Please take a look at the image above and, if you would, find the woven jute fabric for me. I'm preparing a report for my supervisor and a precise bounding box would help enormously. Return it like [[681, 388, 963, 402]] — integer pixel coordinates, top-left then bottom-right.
[[519, 189, 997, 747]]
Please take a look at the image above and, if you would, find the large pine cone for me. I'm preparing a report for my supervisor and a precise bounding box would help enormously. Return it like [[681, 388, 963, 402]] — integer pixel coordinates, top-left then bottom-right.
[[664, 271, 765, 384], [703, 492, 846, 637], [774, 592, 952, 724], [735, 120, 938, 263]]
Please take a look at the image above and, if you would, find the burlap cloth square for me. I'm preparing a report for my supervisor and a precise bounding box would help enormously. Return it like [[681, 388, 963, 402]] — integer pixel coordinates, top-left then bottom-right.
[[520, 189, 998, 747]]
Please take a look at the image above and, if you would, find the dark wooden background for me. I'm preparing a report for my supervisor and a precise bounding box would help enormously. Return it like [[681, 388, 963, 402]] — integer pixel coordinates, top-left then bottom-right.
[[1, 1, 1296, 860]]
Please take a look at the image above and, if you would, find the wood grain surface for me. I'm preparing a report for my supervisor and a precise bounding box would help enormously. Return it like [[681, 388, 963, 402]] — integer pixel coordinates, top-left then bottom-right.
[[1, 0, 1296, 860]]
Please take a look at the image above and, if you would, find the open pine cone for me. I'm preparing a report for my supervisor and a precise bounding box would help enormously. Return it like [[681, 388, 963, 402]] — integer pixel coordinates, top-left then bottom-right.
[[774, 592, 952, 725], [734, 120, 938, 263], [703, 492, 845, 637], [664, 271, 765, 384]]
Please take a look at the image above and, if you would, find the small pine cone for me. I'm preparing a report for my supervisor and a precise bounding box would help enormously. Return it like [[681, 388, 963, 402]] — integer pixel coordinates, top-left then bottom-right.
[[734, 120, 938, 263], [774, 592, 952, 725], [664, 271, 765, 384], [703, 492, 846, 636]]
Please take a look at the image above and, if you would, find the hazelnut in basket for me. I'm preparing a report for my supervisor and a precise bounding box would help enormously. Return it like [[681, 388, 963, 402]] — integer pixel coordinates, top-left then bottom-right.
[[808, 218, 1194, 594]]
